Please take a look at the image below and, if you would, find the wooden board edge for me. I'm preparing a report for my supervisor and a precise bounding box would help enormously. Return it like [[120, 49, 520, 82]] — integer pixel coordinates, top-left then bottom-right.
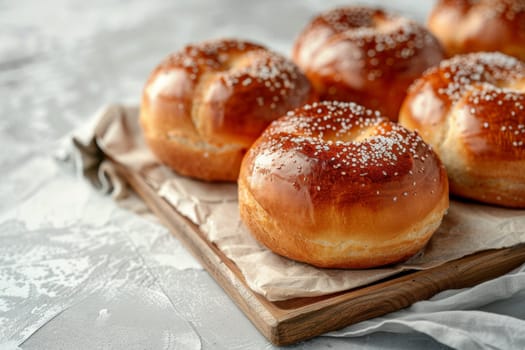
[[273, 244, 525, 345], [112, 161, 525, 346]]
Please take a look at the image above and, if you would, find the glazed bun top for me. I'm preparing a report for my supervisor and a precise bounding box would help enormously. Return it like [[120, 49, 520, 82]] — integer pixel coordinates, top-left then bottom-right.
[[241, 101, 448, 230], [292, 7, 445, 120], [400, 51, 525, 158], [143, 39, 315, 148], [428, 0, 525, 60]]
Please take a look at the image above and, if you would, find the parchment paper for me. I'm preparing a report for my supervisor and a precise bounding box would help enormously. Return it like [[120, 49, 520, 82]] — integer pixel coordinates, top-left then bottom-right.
[[78, 104, 525, 301]]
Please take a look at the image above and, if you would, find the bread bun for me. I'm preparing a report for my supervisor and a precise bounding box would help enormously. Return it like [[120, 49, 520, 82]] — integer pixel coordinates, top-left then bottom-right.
[[292, 7, 444, 121], [140, 39, 316, 181], [399, 52, 525, 207], [239, 101, 449, 269], [428, 0, 525, 61]]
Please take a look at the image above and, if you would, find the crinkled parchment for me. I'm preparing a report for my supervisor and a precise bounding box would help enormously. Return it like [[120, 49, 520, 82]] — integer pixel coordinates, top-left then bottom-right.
[[76, 104, 525, 301]]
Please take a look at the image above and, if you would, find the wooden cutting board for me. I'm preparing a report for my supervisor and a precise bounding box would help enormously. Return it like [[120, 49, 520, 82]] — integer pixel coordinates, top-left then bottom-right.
[[113, 162, 525, 346]]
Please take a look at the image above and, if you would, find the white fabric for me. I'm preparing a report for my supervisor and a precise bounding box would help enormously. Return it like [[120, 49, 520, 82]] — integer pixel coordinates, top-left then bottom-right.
[[329, 264, 525, 349]]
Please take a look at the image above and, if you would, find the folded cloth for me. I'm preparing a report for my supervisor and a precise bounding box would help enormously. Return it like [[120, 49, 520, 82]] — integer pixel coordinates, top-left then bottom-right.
[[57, 104, 132, 200]]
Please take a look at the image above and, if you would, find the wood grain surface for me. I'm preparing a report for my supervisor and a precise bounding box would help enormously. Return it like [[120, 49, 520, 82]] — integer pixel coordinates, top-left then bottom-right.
[[114, 161, 525, 346]]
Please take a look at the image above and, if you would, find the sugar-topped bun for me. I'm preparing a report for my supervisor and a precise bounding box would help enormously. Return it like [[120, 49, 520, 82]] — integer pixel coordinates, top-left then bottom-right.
[[292, 7, 445, 121], [428, 0, 525, 61], [239, 101, 449, 269], [399, 52, 525, 207], [140, 39, 316, 181]]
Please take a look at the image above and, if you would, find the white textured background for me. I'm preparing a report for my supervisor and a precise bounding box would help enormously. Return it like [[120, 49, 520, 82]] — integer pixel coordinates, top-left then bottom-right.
[[2, 1, 524, 349]]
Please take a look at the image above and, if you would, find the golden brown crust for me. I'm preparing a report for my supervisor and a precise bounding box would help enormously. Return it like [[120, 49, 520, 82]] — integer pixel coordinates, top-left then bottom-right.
[[239, 101, 449, 269], [428, 0, 525, 61], [292, 7, 445, 121], [399, 52, 525, 207], [140, 39, 316, 181], [140, 124, 245, 181]]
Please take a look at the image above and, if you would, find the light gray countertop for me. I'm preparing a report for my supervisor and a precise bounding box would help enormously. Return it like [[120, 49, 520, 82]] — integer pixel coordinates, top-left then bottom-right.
[[1, 1, 524, 349]]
